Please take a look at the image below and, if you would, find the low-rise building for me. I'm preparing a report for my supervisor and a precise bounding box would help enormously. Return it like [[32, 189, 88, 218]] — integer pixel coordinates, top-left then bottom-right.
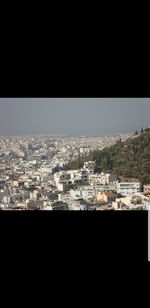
[[69, 198, 88, 210], [96, 191, 116, 202], [112, 200, 128, 210], [51, 201, 69, 210]]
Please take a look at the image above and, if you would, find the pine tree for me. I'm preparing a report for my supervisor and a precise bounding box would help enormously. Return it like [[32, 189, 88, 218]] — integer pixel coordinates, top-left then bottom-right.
[[141, 127, 143, 133]]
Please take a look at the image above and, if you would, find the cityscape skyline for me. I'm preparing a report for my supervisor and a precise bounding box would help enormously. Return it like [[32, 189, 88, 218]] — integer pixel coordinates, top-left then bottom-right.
[[0, 98, 150, 135]]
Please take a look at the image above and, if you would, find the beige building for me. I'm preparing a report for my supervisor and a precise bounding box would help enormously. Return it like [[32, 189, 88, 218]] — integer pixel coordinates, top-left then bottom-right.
[[144, 184, 150, 195], [12, 180, 19, 188], [96, 191, 116, 202], [112, 201, 128, 210]]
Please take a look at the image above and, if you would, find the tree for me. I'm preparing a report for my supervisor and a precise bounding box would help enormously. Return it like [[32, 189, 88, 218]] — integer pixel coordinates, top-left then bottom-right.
[[145, 127, 150, 132], [141, 127, 144, 133], [134, 130, 138, 135], [65, 130, 150, 184]]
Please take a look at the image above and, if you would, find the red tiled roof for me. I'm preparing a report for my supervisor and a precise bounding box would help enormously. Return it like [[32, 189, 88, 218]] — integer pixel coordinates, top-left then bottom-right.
[[103, 192, 116, 197]]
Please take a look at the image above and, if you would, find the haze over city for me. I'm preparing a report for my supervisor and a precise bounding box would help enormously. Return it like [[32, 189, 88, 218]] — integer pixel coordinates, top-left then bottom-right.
[[0, 98, 149, 135], [0, 97, 150, 212]]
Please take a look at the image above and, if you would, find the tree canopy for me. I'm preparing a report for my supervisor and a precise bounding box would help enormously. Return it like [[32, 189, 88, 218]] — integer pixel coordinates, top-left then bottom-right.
[[65, 129, 150, 184]]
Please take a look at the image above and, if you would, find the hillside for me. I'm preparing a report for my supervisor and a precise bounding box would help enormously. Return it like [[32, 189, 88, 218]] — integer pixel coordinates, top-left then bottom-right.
[[66, 128, 150, 184]]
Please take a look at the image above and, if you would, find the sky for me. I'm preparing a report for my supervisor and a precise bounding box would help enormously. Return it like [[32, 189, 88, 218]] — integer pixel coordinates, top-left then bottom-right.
[[0, 98, 150, 135]]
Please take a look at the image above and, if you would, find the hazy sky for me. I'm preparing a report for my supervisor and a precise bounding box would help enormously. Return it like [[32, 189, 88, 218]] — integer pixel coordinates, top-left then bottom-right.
[[0, 98, 149, 135]]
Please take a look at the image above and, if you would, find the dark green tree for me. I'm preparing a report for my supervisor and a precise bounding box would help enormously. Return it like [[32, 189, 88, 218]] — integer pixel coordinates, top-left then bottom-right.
[[65, 130, 150, 184]]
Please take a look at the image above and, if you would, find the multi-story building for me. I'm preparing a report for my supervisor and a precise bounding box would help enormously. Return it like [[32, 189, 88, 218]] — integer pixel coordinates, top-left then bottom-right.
[[144, 199, 150, 210], [117, 182, 141, 196], [50, 201, 69, 210], [144, 184, 150, 195], [89, 173, 117, 186], [56, 182, 74, 192], [69, 199, 89, 210], [83, 161, 96, 174]]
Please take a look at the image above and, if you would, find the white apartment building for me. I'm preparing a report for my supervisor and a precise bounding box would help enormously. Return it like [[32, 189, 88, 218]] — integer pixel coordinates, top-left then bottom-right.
[[68, 169, 89, 183], [89, 172, 117, 186], [30, 190, 38, 200], [79, 170, 89, 183], [58, 192, 71, 203], [144, 199, 150, 210], [67, 170, 81, 182], [70, 189, 82, 200], [54, 171, 71, 185], [2, 196, 11, 204], [69, 199, 88, 210], [117, 182, 141, 196], [70, 186, 95, 201], [56, 182, 73, 192], [81, 187, 96, 200], [83, 161, 96, 174], [54, 170, 89, 189]]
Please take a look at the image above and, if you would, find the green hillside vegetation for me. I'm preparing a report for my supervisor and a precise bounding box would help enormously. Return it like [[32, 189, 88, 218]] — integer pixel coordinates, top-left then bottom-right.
[[65, 128, 150, 184]]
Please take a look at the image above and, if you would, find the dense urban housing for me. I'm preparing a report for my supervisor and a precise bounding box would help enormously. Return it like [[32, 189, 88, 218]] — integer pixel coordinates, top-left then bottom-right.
[[0, 128, 150, 210]]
